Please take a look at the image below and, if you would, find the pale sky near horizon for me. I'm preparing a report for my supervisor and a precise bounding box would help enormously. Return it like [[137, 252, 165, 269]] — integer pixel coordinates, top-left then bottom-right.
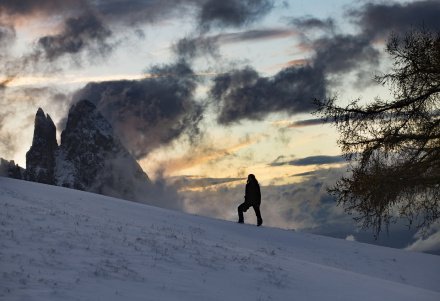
[[1, 0, 439, 253]]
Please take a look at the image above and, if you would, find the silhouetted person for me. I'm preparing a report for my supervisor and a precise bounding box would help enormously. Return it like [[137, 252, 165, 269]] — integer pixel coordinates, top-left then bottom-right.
[[238, 174, 263, 226]]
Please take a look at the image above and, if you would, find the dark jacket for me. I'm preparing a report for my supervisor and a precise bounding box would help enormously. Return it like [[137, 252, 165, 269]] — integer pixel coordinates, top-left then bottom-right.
[[245, 180, 261, 206]]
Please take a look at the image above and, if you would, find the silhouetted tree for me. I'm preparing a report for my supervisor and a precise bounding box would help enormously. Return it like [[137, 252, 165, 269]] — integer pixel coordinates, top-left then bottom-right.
[[315, 29, 440, 237]]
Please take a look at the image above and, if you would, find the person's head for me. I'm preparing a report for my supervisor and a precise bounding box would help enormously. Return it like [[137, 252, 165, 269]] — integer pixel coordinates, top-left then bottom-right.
[[247, 174, 257, 183]]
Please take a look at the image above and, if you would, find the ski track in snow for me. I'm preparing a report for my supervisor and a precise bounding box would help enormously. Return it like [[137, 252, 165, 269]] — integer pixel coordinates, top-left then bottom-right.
[[1, 177, 439, 301]]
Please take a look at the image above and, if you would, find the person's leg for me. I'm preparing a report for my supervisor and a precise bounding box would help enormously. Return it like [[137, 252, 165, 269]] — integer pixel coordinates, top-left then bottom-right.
[[253, 205, 263, 226], [237, 203, 249, 223]]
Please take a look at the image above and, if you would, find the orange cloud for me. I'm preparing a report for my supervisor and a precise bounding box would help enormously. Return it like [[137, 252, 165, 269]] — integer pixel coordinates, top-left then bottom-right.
[[5, 71, 219, 88], [141, 134, 267, 177], [0, 77, 15, 88], [283, 58, 309, 67], [268, 58, 310, 72], [163, 137, 263, 174], [6, 74, 147, 87]]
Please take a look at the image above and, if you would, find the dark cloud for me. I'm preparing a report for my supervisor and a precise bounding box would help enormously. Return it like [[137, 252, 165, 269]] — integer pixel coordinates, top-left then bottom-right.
[[351, 0, 440, 39], [0, 0, 82, 16], [198, 0, 273, 31], [289, 18, 381, 75], [90, 0, 274, 30], [291, 171, 320, 178], [173, 0, 275, 60], [208, 7, 389, 124], [313, 34, 380, 74], [290, 17, 335, 32], [0, 2, 109, 71], [174, 28, 295, 59], [174, 35, 220, 60], [73, 61, 204, 159], [288, 117, 328, 128], [219, 28, 297, 42], [36, 13, 112, 62], [211, 65, 326, 124], [314, 0, 440, 82], [93, 0, 194, 25], [298, 0, 440, 75], [270, 155, 345, 167], [208, 1, 440, 125], [0, 0, 273, 70], [1, 0, 274, 29]]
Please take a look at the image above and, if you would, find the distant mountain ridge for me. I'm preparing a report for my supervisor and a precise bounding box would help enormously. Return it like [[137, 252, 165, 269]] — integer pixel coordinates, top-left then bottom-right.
[[0, 158, 24, 179], [3, 99, 153, 203]]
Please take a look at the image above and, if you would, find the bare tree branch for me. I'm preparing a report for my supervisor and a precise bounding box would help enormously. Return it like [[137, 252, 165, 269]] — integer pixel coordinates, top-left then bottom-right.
[[315, 29, 440, 237]]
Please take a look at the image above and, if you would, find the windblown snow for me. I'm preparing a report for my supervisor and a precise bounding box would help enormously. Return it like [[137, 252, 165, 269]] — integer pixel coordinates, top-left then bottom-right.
[[1, 177, 439, 301]]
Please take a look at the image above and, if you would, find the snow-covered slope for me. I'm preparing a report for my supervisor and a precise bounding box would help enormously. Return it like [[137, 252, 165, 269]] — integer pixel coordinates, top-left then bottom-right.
[[1, 177, 439, 301]]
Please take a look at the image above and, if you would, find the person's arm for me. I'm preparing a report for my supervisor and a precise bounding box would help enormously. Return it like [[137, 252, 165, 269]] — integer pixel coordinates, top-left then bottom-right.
[[257, 183, 261, 203]]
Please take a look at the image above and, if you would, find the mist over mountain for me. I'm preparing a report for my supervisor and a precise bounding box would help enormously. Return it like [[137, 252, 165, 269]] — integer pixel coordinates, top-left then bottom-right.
[[56, 100, 154, 202]]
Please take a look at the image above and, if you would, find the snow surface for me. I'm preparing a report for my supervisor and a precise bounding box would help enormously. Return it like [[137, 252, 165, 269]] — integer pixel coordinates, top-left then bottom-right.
[[1, 177, 439, 301]]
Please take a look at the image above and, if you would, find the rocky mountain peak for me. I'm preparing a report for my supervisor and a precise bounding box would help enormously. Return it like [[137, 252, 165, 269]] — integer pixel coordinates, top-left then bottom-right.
[[22, 100, 152, 204], [62, 100, 113, 139], [58, 99, 117, 189], [25, 108, 58, 184], [56, 99, 151, 200], [36, 107, 44, 116], [32, 108, 57, 149], [61, 100, 114, 156]]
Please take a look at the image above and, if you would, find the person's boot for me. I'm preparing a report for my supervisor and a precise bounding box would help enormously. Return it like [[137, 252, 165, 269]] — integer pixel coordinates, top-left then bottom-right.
[[238, 207, 244, 223], [254, 207, 263, 226]]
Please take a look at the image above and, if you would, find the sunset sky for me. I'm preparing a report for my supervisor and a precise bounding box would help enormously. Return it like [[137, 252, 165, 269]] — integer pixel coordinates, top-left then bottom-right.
[[1, 0, 439, 253]]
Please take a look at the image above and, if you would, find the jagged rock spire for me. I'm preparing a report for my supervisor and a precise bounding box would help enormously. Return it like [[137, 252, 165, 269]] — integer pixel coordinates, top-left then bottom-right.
[[59, 99, 115, 189], [23, 101, 152, 204], [57, 99, 151, 201], [25, 108, 58, 184]]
